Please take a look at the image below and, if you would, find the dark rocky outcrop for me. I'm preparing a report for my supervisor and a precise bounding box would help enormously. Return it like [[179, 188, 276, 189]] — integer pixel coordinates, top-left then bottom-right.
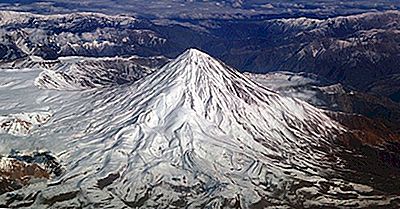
[[0, 150, 63, 195]]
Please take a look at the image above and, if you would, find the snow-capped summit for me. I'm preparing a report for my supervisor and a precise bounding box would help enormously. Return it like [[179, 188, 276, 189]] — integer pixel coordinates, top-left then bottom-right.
[[166, 47, 228, 74], [181, 48, 206, 57], [151, 48, 279, 111], [168, 48, 262, 85], [147, 48, 336, 126]]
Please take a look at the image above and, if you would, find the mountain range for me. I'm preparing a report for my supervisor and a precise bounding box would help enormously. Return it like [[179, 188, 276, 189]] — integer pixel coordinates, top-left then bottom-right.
[[1, 0, 399, 20]]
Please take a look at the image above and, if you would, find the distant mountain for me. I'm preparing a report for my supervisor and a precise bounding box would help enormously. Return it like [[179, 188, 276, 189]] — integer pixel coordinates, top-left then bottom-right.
[[0, 11, 206, 64], [208, 11, 400, 92], [1, 0, 399, 20], [1, 6, 400, 208]]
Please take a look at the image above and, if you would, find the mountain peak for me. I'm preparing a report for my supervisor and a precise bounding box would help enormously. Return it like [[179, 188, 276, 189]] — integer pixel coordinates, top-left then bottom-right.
[[163, 48, 228, 80], [181, 48, 209, 58], [158, 48, 281, 101], [174, 48, 214, 67]]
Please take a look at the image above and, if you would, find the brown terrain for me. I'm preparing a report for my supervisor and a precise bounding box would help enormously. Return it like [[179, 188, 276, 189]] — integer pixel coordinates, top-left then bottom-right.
[[0, 158, 49, 195], [0, 151, 63, 196]]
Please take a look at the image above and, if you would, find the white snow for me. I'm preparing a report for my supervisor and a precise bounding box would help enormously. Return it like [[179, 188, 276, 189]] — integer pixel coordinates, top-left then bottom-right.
[[0, 158, 14, 171]]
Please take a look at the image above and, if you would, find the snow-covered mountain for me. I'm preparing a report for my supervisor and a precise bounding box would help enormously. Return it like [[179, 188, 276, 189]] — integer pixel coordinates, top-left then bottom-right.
[[0, 10, 198, 64], [33, 56, 167, 90], [1, 49, 399, 208]]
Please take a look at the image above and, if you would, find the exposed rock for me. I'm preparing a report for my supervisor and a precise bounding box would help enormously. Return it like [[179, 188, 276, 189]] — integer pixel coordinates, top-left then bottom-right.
[[0, 150, 63, 195], [0, 112, 52, 136]]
